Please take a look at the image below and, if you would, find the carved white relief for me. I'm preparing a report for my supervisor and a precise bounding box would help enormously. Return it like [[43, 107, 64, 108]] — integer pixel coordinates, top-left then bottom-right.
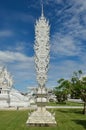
[[0, 67, 13, 88], [34, 14, 50, 87]]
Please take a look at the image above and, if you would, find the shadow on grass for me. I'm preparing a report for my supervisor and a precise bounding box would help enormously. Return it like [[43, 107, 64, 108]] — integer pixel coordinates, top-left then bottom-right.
[[72, 120, 86, 129]]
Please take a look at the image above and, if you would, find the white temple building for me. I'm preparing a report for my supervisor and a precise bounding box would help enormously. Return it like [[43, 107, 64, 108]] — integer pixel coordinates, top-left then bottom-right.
[[0, 66, 30, 108]]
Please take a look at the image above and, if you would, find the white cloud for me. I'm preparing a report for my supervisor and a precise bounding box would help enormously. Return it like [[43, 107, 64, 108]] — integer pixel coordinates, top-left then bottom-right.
[[13, 41, 28, 52], [48, 0, 86, 88], [0, 9, 34, 25], [59, 2, 86, 40], [63, 16, 86, 38], [0, 30, 13, 37], [0, 51, 33, 63], [5, 41, 32, 53], [47, 57, 86, 87], [51, 33, 81, 56], [73, 0, 86, 12], [0, 50, 35, 91], [14, 12, 34, 23], [45, 0, 63, 4], [50, 0, 86, 57], [0, 50, 34, 74]]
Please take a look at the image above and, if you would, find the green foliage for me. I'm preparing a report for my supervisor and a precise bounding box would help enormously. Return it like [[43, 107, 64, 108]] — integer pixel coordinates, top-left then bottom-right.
[[55, 70, 86, 114], [54, 78, 71, 103], [54, 89, 67, 103], [70, 70, 86, 114], [71, 70, 83, 99]]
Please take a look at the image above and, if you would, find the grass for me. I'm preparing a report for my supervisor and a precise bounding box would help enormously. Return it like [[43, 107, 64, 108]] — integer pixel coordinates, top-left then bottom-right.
[[0, 109, 86, 130], [47, 101, 83, 106]]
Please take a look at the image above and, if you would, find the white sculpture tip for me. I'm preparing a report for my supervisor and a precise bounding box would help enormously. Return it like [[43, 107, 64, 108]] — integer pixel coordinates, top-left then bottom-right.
[[41, 0, 44, 17]]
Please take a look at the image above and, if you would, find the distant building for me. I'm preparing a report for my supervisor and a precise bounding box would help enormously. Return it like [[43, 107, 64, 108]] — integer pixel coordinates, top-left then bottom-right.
[[0, 66, 30, 108]]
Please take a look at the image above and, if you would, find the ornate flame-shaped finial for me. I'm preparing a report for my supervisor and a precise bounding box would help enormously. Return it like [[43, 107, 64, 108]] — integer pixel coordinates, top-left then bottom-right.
[[41, 0, 44, 17]]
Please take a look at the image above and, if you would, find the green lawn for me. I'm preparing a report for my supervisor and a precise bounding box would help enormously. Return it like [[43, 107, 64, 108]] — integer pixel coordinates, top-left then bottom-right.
[[0, 109, 86, 130]]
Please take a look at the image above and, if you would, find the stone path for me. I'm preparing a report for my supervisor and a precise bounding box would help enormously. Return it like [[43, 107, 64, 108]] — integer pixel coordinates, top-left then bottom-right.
[[0, 105, 83, 110]]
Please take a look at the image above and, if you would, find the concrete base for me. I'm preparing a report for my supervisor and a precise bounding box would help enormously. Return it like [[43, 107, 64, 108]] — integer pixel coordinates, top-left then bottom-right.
[[26, 107, 57, 126]]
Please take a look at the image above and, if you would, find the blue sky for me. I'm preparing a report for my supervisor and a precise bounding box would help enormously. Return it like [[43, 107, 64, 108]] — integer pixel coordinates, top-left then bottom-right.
[[0, 0, 86, 92]]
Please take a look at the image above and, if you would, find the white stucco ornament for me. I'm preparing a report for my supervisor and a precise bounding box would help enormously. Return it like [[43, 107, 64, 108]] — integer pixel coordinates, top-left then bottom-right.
[[0, 67, 13, 88], [34, 8, 50, 87]]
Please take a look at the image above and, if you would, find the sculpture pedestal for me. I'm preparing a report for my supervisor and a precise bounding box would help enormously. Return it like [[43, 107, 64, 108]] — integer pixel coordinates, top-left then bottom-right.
[[26, 107, 56, 126]]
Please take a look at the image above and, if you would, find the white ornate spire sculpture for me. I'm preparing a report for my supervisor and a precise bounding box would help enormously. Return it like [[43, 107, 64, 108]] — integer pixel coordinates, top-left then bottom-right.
[[34, 6, 50, 88], [26, 2, 56, 126]]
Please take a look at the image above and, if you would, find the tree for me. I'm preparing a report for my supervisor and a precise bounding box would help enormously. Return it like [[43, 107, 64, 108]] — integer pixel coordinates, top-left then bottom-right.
[[70, 71, 82, 99], [79, 76, 86, 114], [54, 87, 67, 103], [54, 70, 86, 114], [54, 78, 71, 103], [71, 70, 86, 114]]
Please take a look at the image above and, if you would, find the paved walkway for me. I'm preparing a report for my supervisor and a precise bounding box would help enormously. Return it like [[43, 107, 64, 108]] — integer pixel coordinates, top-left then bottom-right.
[[0, 105, 83, 110]]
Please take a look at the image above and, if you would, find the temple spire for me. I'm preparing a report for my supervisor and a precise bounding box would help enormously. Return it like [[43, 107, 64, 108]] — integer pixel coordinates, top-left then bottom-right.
[[41, 0, 44, 17]]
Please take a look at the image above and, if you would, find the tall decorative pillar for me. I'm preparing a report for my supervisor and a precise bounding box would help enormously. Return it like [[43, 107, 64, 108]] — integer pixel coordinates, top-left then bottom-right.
[[26, 3, 56, 126]]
